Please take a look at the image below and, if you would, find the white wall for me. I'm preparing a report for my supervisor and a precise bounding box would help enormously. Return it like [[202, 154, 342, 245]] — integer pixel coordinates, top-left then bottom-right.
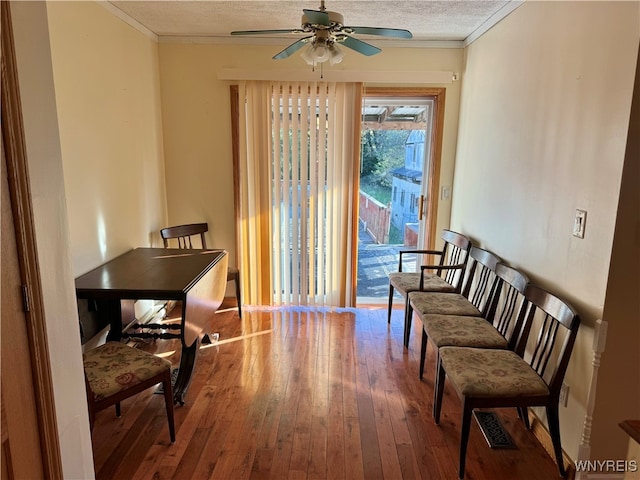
[[10, 2, 95, 478], [451, 0, 639, 461]]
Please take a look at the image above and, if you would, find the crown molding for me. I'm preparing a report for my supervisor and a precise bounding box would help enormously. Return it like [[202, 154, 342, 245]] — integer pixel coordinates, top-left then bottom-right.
[[464, 0, 524, 47], [217, 68, 455, 84], [98, 1, 158, 41], [158, 35, 464, 49]]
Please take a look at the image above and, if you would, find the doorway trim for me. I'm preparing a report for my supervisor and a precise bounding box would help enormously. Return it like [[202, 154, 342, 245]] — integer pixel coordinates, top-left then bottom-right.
[[2, 2, 63, 477], [362, 87, 446, 251]]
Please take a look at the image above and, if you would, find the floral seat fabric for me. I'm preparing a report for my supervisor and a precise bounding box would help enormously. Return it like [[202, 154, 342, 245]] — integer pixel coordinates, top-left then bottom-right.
[[423, 314, 509, 349], [83, 342, 172, 401], [439, 347, 549, 398], [389, 272, 457, 295], [409, 292, 482, 317]]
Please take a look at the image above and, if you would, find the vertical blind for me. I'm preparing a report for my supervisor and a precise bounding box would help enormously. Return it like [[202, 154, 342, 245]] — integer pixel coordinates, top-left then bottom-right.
[[238, 81, 360, 307]]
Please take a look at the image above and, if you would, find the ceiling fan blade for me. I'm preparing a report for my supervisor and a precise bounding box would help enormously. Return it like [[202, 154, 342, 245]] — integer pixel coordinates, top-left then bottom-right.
[[273, 37, 313, 59], [338, 36, 381, 56], [303, 9, 330, 26], [231, 29, 304, 35], [346, 26, 413, 39]]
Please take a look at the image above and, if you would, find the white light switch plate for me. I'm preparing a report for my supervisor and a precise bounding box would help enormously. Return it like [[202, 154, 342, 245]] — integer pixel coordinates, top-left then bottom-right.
[[573, 209, 587, 238]]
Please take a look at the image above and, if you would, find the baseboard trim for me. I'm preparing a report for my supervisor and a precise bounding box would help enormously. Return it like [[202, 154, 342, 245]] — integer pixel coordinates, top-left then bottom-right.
[[528, 410, 576, 479]]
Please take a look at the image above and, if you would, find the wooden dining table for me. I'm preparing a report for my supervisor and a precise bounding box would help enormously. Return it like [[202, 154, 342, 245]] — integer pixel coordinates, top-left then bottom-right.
[[75, 247, 228, 404]]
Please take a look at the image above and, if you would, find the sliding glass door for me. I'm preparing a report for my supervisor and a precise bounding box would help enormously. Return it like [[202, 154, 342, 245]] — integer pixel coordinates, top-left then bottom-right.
[[356, 90, 443, 304]]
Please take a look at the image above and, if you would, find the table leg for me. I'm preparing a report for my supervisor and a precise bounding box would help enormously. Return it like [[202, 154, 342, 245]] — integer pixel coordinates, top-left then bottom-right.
[[172, 338, 199, 406], [97, 299, 125, 342]]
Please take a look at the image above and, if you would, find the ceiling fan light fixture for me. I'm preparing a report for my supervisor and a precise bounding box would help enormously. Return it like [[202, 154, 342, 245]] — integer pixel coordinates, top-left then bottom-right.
[[301, 36, 341, 65], [328, 43, 344, 65]]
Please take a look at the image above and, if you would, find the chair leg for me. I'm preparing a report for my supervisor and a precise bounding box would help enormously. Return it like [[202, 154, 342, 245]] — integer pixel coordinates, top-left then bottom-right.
[[403, 298, 413, 348], [458, 400, 473, 479], [419, 329, 428, 379], [234, 274, 242, 318], [162, 371, 176, 443], [387, 285, 394, 323], [433, 356, 446, 423], [88, 409, 95, 432], [518, 407, 530, 429], [115, 402, 121, 418], [546, 404, 567, 477]]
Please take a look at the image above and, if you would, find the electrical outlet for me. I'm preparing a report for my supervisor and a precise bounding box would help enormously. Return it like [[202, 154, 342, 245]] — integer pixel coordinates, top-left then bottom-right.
[[559, 382, 569, 407]]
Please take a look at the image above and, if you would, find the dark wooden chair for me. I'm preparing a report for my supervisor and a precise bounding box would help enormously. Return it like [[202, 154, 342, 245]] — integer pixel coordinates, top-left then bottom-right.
[[433, 284, 580, 478], [419, 263, 529, 385], [387, 230, 472, 324], [161, 222, 242, 318], [83, 341, 175, 442], [404, 246, 501, 348]]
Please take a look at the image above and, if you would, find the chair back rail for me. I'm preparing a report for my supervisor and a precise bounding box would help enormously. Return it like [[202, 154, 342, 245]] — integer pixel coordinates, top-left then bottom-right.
[[160, 223, 208, 249]]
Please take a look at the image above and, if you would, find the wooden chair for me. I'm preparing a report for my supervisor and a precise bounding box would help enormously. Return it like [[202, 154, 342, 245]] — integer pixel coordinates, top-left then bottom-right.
[[404, 246, 501, 348], [433, 284, 580, 478], [387, 230, 472, 324], [161, 222, 242, 318], [419, 263, 529, 385], [83, 341, 175, 442]]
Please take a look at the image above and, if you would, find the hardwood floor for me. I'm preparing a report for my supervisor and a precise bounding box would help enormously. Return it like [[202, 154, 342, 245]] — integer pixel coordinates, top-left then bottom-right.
[[90, 305, 566, 479]]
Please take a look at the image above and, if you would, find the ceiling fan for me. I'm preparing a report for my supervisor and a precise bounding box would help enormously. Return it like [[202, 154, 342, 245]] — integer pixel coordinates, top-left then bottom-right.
[[230, 0, 413, 66]]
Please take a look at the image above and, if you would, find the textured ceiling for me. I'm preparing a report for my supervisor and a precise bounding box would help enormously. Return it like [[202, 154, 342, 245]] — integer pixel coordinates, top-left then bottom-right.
[[107, 1, 518, 44]]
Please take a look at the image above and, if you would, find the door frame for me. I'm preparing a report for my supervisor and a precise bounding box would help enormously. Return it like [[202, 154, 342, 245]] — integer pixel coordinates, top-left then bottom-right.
[[1, 2, 63, 477], [361, 87, 446, 252]]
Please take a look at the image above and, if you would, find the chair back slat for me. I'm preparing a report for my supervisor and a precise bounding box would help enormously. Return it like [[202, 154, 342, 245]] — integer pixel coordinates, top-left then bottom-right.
[[440, 231, 472, 290], [494, 286, 520, 337], [516, 284, 580, 394], [460, 247, 501, 316], [443, 244, 465, 285], [470, 266, 491, 308], [530, 313, 557, 375], [487, 263, 530, 345]]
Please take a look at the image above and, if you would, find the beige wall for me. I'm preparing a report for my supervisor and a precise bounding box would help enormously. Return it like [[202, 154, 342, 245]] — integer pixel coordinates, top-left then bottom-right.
[[47, 1, 167, 277], [157, 43, 464, 268], [451, 0, 639, 462]]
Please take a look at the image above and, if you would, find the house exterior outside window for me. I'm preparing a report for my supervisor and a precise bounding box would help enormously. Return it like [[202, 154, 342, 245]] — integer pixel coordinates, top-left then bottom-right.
[[390, 130, 424, 233]]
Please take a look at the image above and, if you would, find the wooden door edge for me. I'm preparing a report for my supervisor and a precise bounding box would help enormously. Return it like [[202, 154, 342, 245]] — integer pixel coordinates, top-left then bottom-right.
[[1, 3, 63, 478]]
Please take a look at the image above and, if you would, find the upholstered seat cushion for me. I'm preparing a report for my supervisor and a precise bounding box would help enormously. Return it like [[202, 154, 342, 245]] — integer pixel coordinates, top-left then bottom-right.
[[83, 342, 172, 401], [389, 272, 457, 295], [439, 347, 549, 398], [409, 291, 482, 317], [423, 314, 509, 349]]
